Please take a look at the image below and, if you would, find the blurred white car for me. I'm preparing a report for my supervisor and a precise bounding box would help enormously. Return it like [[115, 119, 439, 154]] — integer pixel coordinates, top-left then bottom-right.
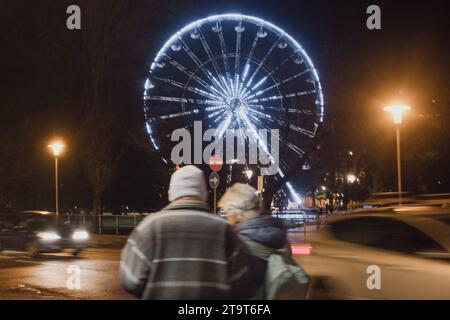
[[300, 206, 450, 299]]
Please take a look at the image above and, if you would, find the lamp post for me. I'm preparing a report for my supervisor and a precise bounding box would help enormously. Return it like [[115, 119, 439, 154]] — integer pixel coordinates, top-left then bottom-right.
[[384, 104, 410, 206], [48, 140, 65, 214]]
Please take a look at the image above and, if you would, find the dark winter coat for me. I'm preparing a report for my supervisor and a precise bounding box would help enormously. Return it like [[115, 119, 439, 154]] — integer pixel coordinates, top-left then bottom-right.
[[234, 214, 289, 251]]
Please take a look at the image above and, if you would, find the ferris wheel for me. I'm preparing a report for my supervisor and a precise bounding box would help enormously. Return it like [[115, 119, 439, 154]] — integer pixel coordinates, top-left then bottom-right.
[[143, 13, 325, 202]]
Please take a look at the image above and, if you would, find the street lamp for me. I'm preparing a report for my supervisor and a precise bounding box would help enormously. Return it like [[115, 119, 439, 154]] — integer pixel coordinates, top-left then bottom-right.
[[384, 104, 411, 206], [48, 139, 65, 214], [245, 169, 253, 180], [346, 174, 357, 184]]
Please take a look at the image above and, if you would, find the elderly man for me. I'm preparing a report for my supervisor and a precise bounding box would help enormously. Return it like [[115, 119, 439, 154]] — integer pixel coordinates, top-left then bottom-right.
[[120, 165, 262, 300]]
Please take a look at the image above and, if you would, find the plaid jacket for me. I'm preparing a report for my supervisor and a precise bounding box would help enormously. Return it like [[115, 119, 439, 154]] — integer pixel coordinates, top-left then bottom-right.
[[120, 199, 263, 299]]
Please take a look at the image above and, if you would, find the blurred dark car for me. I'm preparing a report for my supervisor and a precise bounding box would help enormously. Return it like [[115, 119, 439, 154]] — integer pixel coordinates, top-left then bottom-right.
[[0, 211, 89, 257], [300, 206, 450, 299]]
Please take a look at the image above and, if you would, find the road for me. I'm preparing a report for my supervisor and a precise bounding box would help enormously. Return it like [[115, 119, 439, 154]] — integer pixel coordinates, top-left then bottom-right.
[[0, 230, 314, 300], [0, 248, 133, 300]]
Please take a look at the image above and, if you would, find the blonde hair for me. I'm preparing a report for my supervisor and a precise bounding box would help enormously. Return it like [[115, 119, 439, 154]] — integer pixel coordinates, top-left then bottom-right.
[[219, 183, 261, 221]]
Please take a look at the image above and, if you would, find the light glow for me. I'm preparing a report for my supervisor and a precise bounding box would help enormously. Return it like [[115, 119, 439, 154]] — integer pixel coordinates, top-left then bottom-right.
[[48, 140, 65, 157], [347, 174, 357, 184], [37, 231, 61, 241], [384, 104, 411, 124], [72, 230, 89, 241]]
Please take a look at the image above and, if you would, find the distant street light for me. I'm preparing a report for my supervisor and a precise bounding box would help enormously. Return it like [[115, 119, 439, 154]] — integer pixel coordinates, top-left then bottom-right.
[[48, 139, 65, 214], [347, 174, 357, 184], [384, 104, 411, 206], [320, 185, 327, 191], [245, 169, 253, 180]]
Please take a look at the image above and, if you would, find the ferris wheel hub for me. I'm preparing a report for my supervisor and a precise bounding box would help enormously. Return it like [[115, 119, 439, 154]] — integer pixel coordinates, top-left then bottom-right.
[[228, 97, 244, 112]]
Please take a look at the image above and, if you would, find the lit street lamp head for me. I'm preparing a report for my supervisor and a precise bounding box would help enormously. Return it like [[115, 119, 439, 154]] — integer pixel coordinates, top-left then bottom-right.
[[384, 104, 411, 124], [245, 169, 253, 180], [347, 174, 357, 184], [48, 140, 65, 157]]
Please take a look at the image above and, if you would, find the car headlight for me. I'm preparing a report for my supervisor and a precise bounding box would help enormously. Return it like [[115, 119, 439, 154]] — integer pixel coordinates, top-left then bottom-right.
[[37, 232, 61, 241], [72, 230, 89, 241]]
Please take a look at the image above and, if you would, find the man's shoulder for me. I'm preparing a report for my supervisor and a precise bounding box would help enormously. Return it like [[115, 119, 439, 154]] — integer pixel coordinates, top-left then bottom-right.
[[136, 207, 228, 232]]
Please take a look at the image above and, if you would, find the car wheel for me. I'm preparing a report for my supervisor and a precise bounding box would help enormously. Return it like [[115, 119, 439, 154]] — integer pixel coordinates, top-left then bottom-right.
[[26, 240, 40, 258], [72, 249, 82, 257], [306, 278, 337, 300]]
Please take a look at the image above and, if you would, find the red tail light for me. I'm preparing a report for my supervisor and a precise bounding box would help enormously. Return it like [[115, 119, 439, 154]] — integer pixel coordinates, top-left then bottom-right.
[[291, 243, 312, 256]]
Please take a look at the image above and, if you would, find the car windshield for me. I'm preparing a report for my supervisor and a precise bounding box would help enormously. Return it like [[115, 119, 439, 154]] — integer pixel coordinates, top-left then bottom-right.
[[16, 214, 62, 229]]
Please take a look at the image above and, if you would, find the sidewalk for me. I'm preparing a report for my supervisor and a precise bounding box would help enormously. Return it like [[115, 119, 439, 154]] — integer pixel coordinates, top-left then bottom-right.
[[287, 224, 320, 243], [88, 234, 128, 249]]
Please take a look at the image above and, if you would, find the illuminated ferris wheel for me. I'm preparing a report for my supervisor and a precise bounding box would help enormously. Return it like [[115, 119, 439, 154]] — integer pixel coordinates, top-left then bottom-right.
[[143, 14, 325, 202]]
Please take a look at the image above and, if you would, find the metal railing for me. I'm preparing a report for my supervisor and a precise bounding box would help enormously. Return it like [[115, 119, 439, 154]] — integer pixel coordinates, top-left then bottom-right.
[[59, 214, 146, 235], [1, 212, 327, 237]]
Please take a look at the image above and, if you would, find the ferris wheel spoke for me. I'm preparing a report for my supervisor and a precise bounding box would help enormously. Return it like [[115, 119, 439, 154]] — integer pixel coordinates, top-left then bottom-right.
[[266, 50, 300, 78], [242, 24, 263, 80], [287, 108, 314, 115], [153, 75, 224, 101], [247, 103, 281, 113], [288, 123, 318, 138], [234, 21, 243, 95], [216, 113, 233, 139], [251, 103, 315, 116], [240, 110, 278, 166], [242, 50, 297, 96], [247, 108, 273, 121], [198, 33, 230, 93], [178, 39, 224, 93], [146, 95, 224, 108], [216, 22, 232, 80], [247, 113, 306, 157], [158, 110, 198, 120], [241, 34, 284, 95], [147, 96, 188, 103], [187, 86, 226, 102], [153, 76, 185, 89], [244, 69, 310, 100], [286, 142, 306, 156], [210, 109, 229, 125], [245, 89, 317, 104], [205, 104, 227, 112], [166, 56, 213, 91], [207, 109, 225, 119]]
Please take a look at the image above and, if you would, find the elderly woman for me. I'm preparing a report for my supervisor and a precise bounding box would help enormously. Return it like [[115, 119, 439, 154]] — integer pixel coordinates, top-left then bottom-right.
[[219, 183, 310, 300], [218, 183, 290, 258]]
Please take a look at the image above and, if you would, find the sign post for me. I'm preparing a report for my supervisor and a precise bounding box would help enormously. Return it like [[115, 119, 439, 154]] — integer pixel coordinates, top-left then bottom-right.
[[209, 172, 220, 214], [257, 175, 264, 209], [209, 155, 222, 214]]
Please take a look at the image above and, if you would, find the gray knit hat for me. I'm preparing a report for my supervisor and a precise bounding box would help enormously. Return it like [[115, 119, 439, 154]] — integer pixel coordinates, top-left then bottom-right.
[[168, 165, 208, 202]]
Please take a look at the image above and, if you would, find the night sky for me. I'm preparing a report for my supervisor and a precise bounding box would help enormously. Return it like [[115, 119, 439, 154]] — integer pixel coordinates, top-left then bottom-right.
[[1, 0, 449, 212]]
